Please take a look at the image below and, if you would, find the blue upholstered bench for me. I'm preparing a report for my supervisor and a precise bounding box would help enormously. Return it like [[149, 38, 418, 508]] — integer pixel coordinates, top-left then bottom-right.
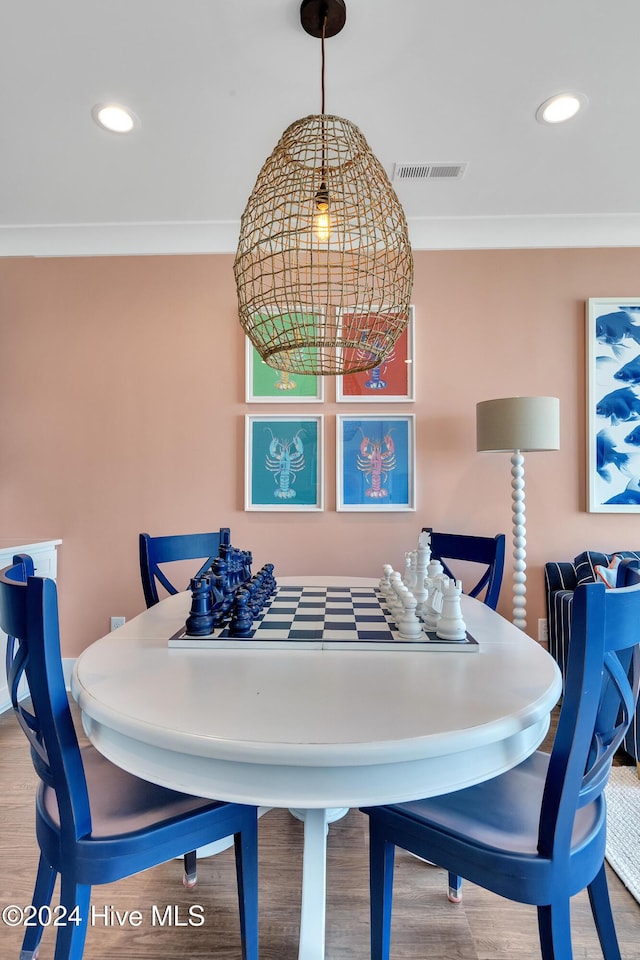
[[544, 550, 640, 765]]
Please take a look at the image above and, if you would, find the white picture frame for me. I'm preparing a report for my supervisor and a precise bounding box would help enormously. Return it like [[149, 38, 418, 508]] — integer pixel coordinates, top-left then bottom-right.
[[245, 414, 324, 512], [586, 298, 640, 512], [336, 413, 416, 512], [335, 306, 415, 402]]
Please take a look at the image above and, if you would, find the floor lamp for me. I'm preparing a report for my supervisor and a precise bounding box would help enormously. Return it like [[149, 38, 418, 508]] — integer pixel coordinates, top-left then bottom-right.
[[476, 396, 560, 631]]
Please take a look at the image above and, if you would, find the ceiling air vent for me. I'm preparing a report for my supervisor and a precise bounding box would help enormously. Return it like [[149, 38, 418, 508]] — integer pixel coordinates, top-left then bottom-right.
[[393, 161, 468, 181]]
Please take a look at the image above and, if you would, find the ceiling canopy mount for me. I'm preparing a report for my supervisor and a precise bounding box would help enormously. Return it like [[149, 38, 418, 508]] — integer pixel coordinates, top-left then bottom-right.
[[300, 0, 346, 39]]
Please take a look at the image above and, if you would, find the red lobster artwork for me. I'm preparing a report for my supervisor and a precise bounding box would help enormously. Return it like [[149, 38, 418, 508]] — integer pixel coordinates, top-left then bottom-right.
[[264, 428, 305, 499], [356, 427, 396, 498]]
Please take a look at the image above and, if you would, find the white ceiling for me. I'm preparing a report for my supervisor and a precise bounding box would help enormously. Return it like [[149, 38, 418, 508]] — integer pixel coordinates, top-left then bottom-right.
[[3, 0, 640, 257]]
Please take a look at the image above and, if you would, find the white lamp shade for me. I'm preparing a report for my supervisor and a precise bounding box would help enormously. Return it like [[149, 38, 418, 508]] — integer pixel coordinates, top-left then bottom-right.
[[476, 396, 560, 452]]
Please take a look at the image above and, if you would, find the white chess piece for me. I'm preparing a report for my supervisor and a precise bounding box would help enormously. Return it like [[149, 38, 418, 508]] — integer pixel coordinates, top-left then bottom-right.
[[397, 589, 423, 640], [389, 571, 405, 621], [418, 529, 431, 556], [379, 564, 393, 598], [422, 577, 445, 632], [413, 542, 429, 615], [436, 578, 467, 641], [403, 552, 413, 587], [410, 549, 418, 589]]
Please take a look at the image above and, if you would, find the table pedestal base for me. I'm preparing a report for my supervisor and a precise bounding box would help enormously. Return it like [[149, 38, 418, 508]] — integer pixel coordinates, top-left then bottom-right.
[[288, 806, 348, 824], [288, 807, 349, 960]]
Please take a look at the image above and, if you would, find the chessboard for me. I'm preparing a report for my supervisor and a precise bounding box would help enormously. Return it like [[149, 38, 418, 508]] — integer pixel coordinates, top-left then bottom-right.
[[168, 585, 479, 652]]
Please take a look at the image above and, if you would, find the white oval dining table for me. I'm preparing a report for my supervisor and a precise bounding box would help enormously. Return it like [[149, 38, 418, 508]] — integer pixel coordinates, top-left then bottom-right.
[[71, 577, 562, 960]]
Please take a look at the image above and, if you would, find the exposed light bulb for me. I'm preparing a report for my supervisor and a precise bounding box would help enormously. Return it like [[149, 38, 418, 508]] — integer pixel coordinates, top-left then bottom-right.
[[314, 182, 330, 242], [315, 211, 330, 242]]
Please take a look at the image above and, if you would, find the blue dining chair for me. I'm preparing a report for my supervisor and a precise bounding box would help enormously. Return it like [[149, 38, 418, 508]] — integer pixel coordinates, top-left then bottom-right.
[[419, 528, 506, 897], [422, 528, 506, 610], [361, 569, 640, 960], [1, 555, 259, 960], [139, 529, 230, 607]]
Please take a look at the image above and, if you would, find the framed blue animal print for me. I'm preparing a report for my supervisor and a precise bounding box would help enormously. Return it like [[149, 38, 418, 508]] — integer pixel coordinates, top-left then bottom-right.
[[245, 414, 324, 511], [336, 414, 416, 512], [587, 298, 640, 511]]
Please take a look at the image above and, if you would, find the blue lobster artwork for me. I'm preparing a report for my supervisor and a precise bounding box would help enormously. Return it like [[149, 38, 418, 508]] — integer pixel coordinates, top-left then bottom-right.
[[264, 428, 305, 499]]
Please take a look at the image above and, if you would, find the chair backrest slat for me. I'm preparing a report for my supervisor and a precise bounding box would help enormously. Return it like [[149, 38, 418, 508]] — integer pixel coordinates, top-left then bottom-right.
[[0, 556, 92, 842], [539, 572, 640, 858], [421, 528, 506, 610], [139, 529, 230, 607]]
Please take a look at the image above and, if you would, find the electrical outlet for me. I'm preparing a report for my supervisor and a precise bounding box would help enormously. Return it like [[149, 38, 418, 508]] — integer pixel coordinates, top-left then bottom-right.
[[537, 618, 548, 646], [110, 616, 126, 631]]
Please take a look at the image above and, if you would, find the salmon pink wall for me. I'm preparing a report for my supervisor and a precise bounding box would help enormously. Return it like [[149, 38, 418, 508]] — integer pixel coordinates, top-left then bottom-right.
[[2, 248, 640, 656]]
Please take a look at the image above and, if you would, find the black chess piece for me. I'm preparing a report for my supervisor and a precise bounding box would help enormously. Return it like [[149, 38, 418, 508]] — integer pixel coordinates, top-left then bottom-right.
[[263, 562, 276, 596], [229, 588, 254, 638], [208, 556, 226, 626], [250, 571, 265, 612], [185, 576, 215, 636], [210, 555, 234, 623], [212, 554, 229, 593]]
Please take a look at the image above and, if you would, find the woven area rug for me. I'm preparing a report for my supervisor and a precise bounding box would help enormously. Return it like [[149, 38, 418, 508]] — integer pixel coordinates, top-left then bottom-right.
[[606, 765, 640, 903]]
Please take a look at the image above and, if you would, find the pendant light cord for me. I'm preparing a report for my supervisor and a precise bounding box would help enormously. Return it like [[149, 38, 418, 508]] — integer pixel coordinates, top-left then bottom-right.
[[321, 15, 326, 114], [320, 12, 327, 192]]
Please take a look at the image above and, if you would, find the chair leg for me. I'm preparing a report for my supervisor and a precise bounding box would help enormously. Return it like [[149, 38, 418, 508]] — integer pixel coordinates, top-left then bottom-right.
[[234, 824, 259, 960], [53, 880, 91, 960], [587, 863, 623, 960], [537, 899, 573, 960], [20, 855, 56, 960], [369, 822, 395, 960], [447, 871, 462, 903], [183, 849, 197, 888]]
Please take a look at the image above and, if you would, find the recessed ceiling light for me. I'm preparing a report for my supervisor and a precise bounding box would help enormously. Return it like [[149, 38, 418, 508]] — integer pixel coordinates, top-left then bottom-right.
[[91, 103, 138, 133], [536, 93, 587, 125]]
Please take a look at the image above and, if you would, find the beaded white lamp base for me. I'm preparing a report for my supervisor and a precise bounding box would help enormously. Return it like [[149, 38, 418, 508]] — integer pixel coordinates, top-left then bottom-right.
[[511, 451, 527, 630], [476, 396, 560, 634]]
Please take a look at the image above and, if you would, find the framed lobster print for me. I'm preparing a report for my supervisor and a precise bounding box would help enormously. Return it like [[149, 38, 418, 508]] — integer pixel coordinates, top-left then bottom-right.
[[245, 337, 324, 402], [244, 414, 324, 512], [336, 414, 416, 512], [335, 306, 415, 402]]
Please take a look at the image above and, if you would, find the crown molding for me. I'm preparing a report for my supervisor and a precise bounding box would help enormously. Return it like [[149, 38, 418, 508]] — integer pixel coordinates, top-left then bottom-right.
[[2, 213, 640, 258]]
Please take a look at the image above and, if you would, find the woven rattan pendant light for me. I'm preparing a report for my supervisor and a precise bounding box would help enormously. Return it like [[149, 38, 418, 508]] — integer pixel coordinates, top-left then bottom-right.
[[234, 0, 414, 376]]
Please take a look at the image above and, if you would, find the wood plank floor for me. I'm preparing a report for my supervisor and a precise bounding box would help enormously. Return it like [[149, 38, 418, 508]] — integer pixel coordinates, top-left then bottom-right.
[[1, 703, 639, 959]]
